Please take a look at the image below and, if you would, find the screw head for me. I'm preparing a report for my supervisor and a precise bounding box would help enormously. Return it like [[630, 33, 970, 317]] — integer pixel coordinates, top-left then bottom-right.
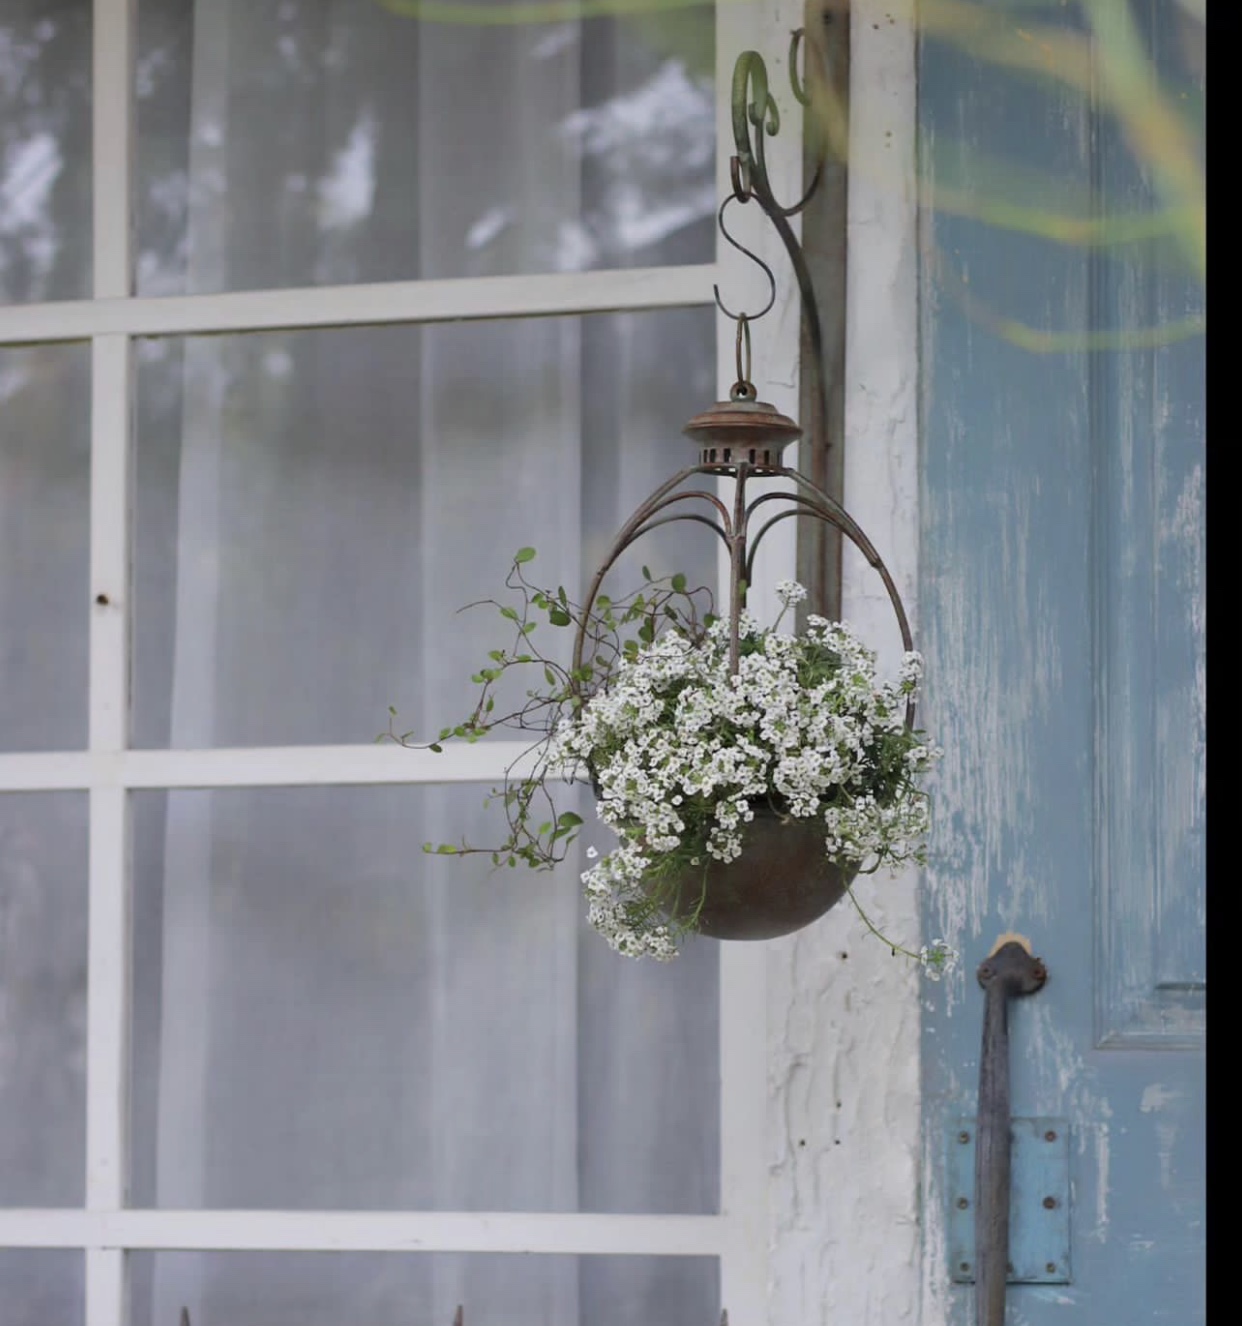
[[959, 1262, 971, 1274], [1044, 1129, 1058, 1142], [957, 1197, 969, 1210], [958, 1130, 971, 1144], [1006, 1262, 1014, 1275], [1046, 1262, 1058, 1275], [1043, 1196, 1058, 1209]]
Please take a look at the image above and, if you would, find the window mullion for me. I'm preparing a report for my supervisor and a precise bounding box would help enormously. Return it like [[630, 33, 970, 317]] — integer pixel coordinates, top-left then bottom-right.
[[0, 266, 718, 347], [93, 0, 135, 301], [87, 4, 136, 1326]]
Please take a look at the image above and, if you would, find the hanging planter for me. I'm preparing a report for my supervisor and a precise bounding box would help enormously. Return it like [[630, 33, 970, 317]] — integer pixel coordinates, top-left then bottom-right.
[[400, 516, 935, 963], [547, 456, 933, 959], [391, 43, 955, 979]]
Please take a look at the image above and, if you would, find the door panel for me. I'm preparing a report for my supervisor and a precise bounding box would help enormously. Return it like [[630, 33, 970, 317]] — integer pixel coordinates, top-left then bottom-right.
[[918, 1, 1204, 1320]]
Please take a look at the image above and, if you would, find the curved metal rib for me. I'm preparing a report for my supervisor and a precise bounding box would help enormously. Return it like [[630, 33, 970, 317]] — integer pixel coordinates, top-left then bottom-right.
[[742, 476, 917, 730], [628, 511, 733, 551], [571, 460, 918, 730], [571, 475, 734, 680]]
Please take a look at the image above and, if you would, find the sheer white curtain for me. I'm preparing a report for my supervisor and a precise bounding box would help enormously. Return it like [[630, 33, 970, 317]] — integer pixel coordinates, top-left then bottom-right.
[[127, 4, 720, 1324]]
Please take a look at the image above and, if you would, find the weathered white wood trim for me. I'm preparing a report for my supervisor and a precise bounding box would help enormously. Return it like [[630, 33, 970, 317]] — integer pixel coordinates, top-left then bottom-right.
[[87, 337, 130, 756], [0, 1210, 727, 1257], [0, 742, 545, 791], [87, 7, 136, 1326], [86, 785, 130, 1209], [92, 0, 133, 301], [85, 1251, 126, 1326], [0, 266, 717, 345]]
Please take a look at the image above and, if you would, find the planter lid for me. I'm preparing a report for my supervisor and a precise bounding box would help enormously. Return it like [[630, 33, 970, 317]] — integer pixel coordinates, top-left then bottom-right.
[[682, 395, 802, 475]]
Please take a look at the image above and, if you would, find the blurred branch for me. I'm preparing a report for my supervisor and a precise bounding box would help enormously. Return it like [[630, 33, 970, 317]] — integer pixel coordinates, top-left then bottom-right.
[[1081, 0, 1205, 279], [372, 0, 1205, 336], [927, 234, 1206, 352], [930, 183, 1197, 249], [375, 0, 717, 23]]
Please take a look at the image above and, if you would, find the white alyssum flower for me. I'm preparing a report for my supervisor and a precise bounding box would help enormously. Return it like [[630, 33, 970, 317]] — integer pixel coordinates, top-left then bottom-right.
[[919, 939, 960, 982], [775, 579, 808, 607], [548, 593, 938, 961]]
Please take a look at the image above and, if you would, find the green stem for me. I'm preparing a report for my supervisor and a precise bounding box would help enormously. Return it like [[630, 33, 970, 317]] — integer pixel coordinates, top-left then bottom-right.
[[845, 885, 921, 962]]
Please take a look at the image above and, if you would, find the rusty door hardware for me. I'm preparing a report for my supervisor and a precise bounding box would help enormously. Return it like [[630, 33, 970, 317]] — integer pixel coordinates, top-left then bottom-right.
[[949, 1116, 1071, 1285], [973, 933, 1048, 1326]]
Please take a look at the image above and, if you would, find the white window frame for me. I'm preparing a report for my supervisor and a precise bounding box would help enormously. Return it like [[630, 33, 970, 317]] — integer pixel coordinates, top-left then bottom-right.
[[0, 1, 810, 1322]]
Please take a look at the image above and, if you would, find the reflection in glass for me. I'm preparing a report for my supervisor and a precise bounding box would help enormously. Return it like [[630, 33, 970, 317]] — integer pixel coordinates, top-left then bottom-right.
[[129, 784, 719, 1217], [132, 310, 716, 749], [0, 1, 92, 304], [129, 1250, 718, 1326], [0, 344, 90, 753], [0, 1249, 83, 1326], [136, 0, 714, 293], [0, 793, 88, 1207]]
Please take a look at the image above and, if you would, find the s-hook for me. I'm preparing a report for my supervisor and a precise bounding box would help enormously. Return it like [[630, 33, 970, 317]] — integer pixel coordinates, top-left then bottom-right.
[[713, 196, 777, 332], [974, 933, 1047, 1326]]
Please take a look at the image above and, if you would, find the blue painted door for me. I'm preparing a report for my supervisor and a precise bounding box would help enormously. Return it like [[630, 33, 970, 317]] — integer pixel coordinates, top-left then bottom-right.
[[917, 1, 1204, 1320]]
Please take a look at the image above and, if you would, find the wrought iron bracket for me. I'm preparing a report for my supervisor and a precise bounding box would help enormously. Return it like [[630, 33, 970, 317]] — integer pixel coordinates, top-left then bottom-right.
[[717, 41, 830, 462]]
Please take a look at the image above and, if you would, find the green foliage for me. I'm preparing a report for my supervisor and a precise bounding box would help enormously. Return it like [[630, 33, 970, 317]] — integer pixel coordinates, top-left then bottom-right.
[[384, 548, 715, 872]]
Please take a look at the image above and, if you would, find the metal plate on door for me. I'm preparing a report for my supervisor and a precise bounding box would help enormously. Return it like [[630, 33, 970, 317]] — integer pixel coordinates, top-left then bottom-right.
[[948, 1117, 1071, 1284]]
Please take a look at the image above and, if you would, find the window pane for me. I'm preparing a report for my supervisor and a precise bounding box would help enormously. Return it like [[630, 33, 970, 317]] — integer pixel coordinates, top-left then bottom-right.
[[0, 344, 90, 752], [0, 1, 92, 305], [131, 309, 716, 749], [129, 785, 719, 1215], [0, 793, 88, 1207], [0, 1250, 83, 1326], [135, 0, 714, 294], [129, 1251, 718, 1326]]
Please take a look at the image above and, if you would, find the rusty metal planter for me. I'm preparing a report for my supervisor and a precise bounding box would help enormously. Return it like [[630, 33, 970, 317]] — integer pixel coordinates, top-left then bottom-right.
[[648, 807, 858, 941]]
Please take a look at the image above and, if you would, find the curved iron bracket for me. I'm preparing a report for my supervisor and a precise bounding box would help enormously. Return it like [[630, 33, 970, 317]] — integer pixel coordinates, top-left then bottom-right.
[[722, 46, 828, 423]]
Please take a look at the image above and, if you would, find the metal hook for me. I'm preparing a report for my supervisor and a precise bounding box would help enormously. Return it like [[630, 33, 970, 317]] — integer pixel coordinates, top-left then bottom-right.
[[713, 195, 776, 325], [789, 27, 811, 105], [729, 153, 753, 203], [732, 317, 756, 400]]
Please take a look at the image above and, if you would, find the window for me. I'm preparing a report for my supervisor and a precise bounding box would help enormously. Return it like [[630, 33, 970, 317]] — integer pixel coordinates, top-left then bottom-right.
[[0, 2, 799, 1322]]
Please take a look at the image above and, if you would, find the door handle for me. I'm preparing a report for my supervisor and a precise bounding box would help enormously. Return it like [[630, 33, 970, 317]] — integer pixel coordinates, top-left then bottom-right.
[[974, 933, 1047, 1326]]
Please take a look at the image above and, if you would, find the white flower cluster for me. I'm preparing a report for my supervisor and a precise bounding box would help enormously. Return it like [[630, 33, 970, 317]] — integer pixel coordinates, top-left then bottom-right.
[[919, 938, 960, 981], [775, 579, 808, 607], [550, 604, 937, 960]]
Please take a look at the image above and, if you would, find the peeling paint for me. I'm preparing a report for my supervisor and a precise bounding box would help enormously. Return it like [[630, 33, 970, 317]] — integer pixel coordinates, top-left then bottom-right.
[[1095, 1123, 1112, 1244], [1155, 1120, 1179, 1194], [1139, 1083, 1181, 1113]]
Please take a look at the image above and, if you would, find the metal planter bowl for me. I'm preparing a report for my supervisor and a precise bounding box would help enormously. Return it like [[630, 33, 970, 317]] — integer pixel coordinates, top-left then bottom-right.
[[652, 808, 858, 941]]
